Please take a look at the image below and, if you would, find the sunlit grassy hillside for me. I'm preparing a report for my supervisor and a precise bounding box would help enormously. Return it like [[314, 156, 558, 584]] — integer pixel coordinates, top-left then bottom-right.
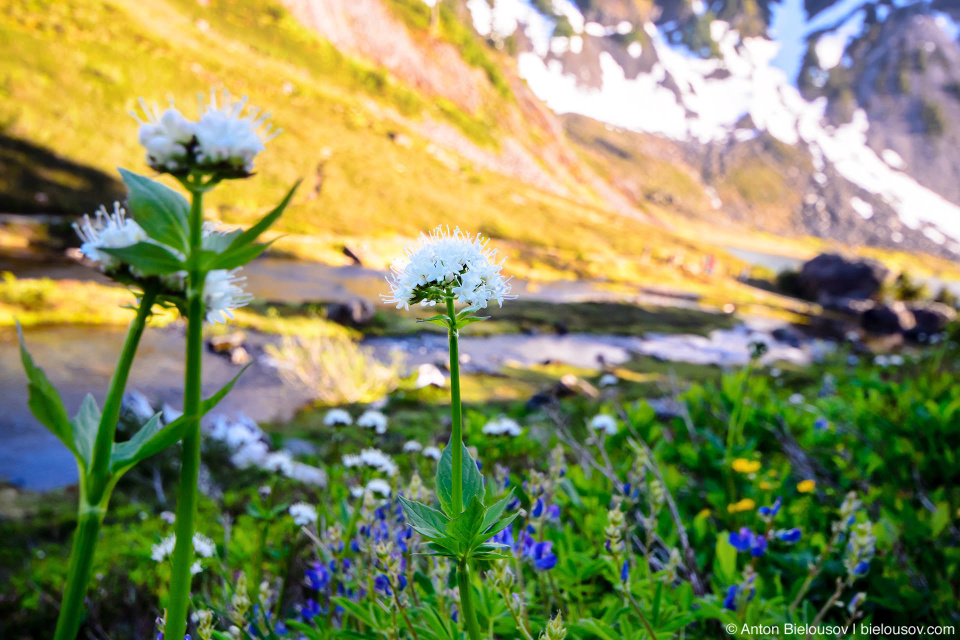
[[1, 0, 751, 287]]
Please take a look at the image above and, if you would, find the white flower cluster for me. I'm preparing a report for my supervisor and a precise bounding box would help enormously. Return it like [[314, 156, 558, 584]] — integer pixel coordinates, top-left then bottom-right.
[[73, 203, 148, 272], [350, 478, 393, 498], [589, 413, 618, 435], [402, 441, 442, 459], [873, 354, 905, 367], [598, 373, 619, 387], [423, 446, 442, 460], [289, 502, 318, 526], [207, 413, 326, 486], [357, 409, 388, 434], [323, 409, 353, 426], [73, 207, 251, 323], [342, 447, 398, 476], [481, 416, 523, 437], [134, 90, 279, 175], [151, 532, 216, 575], [383, 226, 516, 311]]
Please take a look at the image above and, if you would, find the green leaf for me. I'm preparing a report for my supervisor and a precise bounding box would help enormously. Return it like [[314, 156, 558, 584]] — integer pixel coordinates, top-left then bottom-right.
[[455, 316, 489, 328], [436, 442, 484, 517], [445, 496, 486, 548], [110, 365, 249, 474], [71, 394, 102, 468], [119, 169, 189, 252], [201, 228, 243, 253], [479, 489, 514, 533], [331, 597, 376, 627], [16, 322, 76, 457], [225, 180, 300, 252], [206, 240, 274, 271], [482, 512, 519, 540], [714, 533, 739, 586], [397, 495, 450, 539], [99, 242, 184, 276]]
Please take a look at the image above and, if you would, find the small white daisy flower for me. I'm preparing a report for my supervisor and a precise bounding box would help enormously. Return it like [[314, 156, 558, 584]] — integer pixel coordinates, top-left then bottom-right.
[[357, 410, 388, 435], [403, 440, 424, 453], [289, 502, 318, 526], [324, 409, 353, 427], [423, 446, 441, 460], [73, 203, 148, 271], [382, 226, 516, 311], [589, 413, 618, 436]]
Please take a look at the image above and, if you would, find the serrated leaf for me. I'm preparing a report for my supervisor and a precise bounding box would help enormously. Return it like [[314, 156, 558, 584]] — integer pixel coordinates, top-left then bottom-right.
[[201, 228, 243, 253], [110, 365, 249, 474], [99, 242, 184, 276], [225, 180, 300, 252], [17, 323, 75, 457], [480, 489, 514, 532], [71, 394, 102, 468], [445, 496, 486, 547], [436, 442, 484, 517], [398, 495, 450, 539], [119, 169, 189, 252]]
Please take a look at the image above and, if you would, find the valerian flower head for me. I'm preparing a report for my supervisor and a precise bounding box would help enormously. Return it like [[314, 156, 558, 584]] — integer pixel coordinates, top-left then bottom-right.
[[203, 268, 253, 323], [289, 502, 318, 526], [357, 409, 388, 434], [589, 413, 618, 435], [73, 203, 148, 272], [324, 409, 353, 426], [382, 226, 516, 311], [134, 100, 195, 173], [133, 90, 279, 178]]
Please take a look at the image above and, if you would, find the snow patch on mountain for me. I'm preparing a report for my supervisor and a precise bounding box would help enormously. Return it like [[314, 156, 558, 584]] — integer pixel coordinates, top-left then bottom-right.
[[466, 0, 960, 249]]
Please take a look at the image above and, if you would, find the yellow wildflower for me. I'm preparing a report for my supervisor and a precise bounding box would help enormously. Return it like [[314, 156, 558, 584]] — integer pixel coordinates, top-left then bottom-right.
[[732, 458, 761, 474], [759, 480, 775, 491], [727, 498, 756, 513], [697, 508, 712, 519], [797, 480, 816, 493]]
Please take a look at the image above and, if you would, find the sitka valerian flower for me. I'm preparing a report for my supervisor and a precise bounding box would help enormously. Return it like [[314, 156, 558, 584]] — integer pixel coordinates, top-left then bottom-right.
[[73, 203, 148, 272], [403, 440, 423, 453], [422, 446, 441, 460], [589, 413, 618, 435], [382, 226, 516, 311], [324, 409, 353, 427], [202, 269, 253, 323], [134, 89, 280, 178], [356, 409, 388, 434], [482, 416, 523, 437], [289, 502, 318, 527]]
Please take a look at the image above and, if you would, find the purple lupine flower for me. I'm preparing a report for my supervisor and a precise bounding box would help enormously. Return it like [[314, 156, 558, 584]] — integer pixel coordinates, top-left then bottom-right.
[[374, 574, 392, 595], [532, 498, 545, 518], [853, 561, 870, 575], [750, 534, 767, 557], [814, 417, 830, 430], [301, 598, 322, 621], [723, 584, 739, 611], [758, 497, 782, 518], [778, 528, 802, 544], [546, 504, 561, 521], [306, 561, 331, 590], [522, 537, 557, 571], [620, 560, 630, 583], [727, 528, 754, 552]]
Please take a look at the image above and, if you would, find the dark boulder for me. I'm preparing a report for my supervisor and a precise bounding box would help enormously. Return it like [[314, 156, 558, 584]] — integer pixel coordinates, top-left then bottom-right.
[[904, 302, 957, 340], [799, 253, 888, 302], [326, 298, 376, 327], [860, 301, 916, 335]]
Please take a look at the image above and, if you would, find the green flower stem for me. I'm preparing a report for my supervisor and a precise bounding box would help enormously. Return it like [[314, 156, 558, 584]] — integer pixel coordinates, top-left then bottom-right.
[[165, 182, 207, 640], [456, 560, 483, 640], [53, 289, 156, 640], [445, 294, 463, 516]]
